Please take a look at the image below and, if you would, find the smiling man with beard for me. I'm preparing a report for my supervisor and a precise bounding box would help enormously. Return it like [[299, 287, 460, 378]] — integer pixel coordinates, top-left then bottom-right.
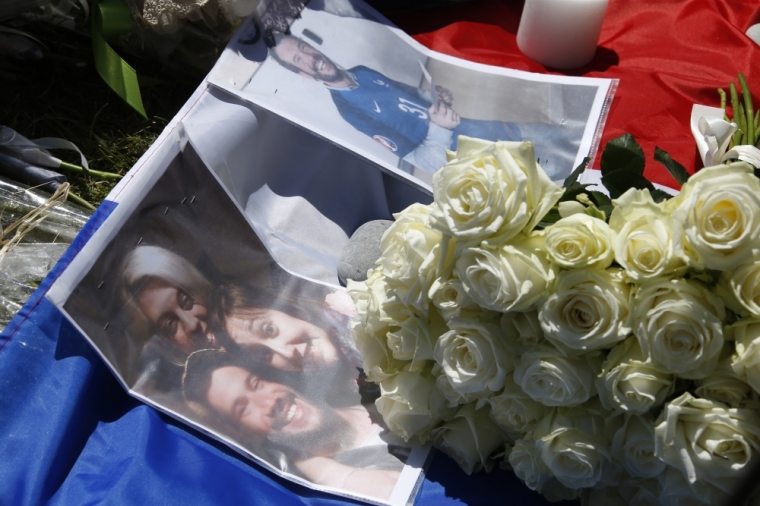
[[183, 350, 409, 500], [265, 32, 570, 177]]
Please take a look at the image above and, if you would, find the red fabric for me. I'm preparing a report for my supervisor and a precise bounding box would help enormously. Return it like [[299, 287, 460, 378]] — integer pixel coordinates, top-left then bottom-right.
[[387, 0, 760, 189]]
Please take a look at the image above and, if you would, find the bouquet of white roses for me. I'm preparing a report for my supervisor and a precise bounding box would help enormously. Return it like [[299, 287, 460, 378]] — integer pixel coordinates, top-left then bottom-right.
[[348, 134, 760, 505]]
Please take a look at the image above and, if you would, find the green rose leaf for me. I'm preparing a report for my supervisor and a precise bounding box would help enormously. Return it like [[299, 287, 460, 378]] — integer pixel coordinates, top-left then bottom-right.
[[598, 205, 614, 217], [601, 168, 655, 199], [559, 183, 588, 203], [649, 188, 672, 203], [600, 133, 645, 177], [654, 147, 690, 186], [564, 156, 590, 188], [537, 212, 562, 229], [589, 191, 612, 209]]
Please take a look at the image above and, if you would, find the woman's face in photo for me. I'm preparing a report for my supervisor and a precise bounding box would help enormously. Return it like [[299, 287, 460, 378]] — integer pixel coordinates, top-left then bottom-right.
[[225, 309, 339, 372], [137, 278, 216, 354]]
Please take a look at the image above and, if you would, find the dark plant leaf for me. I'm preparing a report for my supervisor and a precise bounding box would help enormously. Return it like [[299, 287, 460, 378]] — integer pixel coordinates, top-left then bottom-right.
[[601, 169, 655, 199], [536, 220, 559, 229], [654, 147, 690, 186], [650, 189, 673, 203], [564, 157, 590, 188], [589, 191, 612, 208], [600, 133, 645, 177], [536, 211, 562, 229], [685, 269, 719, 286], [560, 182, 588, 202], [598, 205, 614, 218]]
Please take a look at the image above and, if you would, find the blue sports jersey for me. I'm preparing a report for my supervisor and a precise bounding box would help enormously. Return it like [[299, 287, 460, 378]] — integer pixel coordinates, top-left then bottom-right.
[[330, 66, 521, 158]]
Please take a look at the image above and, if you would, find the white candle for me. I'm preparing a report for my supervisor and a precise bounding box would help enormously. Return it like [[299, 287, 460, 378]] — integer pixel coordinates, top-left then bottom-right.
[[517, 0, 609, 69]]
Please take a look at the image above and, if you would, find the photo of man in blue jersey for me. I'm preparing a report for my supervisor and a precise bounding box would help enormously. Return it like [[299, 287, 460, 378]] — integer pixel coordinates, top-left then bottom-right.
[[266, 32, 565, 176]]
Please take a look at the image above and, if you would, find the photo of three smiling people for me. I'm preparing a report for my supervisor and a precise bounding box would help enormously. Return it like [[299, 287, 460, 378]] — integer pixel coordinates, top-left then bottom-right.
[[121, 244, 407, 500]]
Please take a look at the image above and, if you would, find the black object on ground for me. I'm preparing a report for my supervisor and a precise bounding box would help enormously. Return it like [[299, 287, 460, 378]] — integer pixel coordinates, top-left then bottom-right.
[[0, 148, 66, 194]]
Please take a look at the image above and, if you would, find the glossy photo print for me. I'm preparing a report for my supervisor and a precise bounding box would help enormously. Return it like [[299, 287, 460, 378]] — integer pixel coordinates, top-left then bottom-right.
[[209, 0, 615, 188], [52, 140, 429, 506]]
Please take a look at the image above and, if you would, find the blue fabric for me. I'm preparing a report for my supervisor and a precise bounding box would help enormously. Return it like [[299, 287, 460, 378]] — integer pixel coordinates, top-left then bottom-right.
[[0, 200, 561, 506]]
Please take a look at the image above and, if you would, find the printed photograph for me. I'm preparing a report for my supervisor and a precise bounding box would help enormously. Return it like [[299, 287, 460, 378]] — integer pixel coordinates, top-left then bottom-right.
[[59, 142, 426, 505], [210, 0, 613, 185]]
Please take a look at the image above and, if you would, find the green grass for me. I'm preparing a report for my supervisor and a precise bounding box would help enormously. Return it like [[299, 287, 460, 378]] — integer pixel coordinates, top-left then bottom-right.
[[0, 20, 207, 206]]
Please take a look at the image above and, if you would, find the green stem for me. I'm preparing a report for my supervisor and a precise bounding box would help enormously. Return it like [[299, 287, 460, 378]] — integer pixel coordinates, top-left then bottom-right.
[[59, 161, 122, 180], [738, 102, 747, 145], [730, 83, 743, 147], [740, 73, 755, 146], [66, 190, 96, 210], [719, 88, 728, 120]]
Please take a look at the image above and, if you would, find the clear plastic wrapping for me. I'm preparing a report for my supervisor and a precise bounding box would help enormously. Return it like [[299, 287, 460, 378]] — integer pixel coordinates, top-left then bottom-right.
[[0, 175, 92, 329]]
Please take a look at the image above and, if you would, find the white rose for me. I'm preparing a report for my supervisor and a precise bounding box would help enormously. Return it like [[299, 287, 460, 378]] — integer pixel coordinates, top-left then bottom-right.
[[654, 392, 760, 494], [427, 275, 484, 320], [433, 363, 490, 408], [720, 258, 760, 318], [534, 405, 614, 489], [544, 213, 615, 270], [351, 264, 408, 327], [658, 466, 729, 506], [513, 345, 600, 407], [730, 317, 760, 396], [488, 373, 547, 435], [434, 317, 514, 395], [669, 162, 760, 270], [609, 188, 688, 281], [376, 370, 456, 444], [346, 276, 373, 324], [385, 306, 447, 370], [632, 278, 725, 379], [348, 270, 406, 382], [508, 438, 551, 492], [610, 414, 665, 479], [539, 268, 631, 356], [500, 310, 544, 355], [380, 202, 455, 312], [432, 402, 505, 474], [351, 321, 404, 382], [429, 136, 563, 246], [507, 440, 582, 502], [596, 336, 674, 414], [696, 354, 752, 407], [456, 234, 555, 313]]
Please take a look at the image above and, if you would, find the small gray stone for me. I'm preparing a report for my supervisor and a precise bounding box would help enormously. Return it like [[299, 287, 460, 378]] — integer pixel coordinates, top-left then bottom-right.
[[338, 219, 393, 285]]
